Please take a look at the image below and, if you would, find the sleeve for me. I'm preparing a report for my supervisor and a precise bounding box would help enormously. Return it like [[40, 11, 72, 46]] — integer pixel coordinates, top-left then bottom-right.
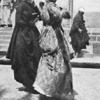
[[70, 15, 82, 33], [81, 16, 87, 32], [81, 21, 87, 32], [28, 14, 40, 27], [40, 6, 50, 25], [28, 6, 41, 27], [73, 16, 82, 30], [74, 20, 81, 29]]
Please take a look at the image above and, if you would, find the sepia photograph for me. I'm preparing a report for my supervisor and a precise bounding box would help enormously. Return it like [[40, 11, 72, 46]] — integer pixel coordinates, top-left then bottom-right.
[[0, 0, 100, 100]]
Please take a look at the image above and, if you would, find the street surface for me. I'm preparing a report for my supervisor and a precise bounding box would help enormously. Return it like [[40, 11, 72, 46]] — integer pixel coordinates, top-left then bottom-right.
[[0, 65, 100, 100], [73, 68, 100, 100]]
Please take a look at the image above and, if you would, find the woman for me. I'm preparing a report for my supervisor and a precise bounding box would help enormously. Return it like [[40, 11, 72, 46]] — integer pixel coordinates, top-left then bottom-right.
[[6, 0, 43, 90], [33, 0, 74, 99], [69, 8, 89, 57]]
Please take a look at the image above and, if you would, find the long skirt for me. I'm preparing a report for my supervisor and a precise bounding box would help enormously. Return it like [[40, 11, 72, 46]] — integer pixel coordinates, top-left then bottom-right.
[[71, 32, 89, 53], [33, 49, 73, 97], [7, 26, 42, 87]]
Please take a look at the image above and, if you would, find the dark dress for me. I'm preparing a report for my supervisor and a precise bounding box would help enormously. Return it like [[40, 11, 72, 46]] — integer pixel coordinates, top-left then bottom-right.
[[70, 12, 90, 53], [6, 1, 42, 87]]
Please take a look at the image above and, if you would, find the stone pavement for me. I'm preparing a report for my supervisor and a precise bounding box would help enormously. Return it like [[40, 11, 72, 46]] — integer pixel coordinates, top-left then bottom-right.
[[0, 64, 100, 100], [73, 68, 100, 100], [0, 65, 40, 100]]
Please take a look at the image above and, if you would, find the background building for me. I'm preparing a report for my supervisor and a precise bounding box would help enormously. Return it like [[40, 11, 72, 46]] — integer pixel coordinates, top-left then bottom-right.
[[0, 0, 99, 55], [0, 0, 11, 26]]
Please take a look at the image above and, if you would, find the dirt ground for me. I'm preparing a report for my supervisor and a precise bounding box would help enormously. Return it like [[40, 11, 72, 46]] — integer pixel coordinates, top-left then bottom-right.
[[0, 65, 100, 100]]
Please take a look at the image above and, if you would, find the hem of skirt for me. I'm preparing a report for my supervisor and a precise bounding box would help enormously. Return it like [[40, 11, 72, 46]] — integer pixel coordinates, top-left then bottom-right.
[[33, 83, 52, 97]]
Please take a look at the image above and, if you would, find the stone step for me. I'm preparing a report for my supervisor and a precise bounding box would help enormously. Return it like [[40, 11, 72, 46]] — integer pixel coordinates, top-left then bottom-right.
[[0, 43, 9, 46], [0, 27, 13, 31], [0, 28, 11, 53], [0, 56, 11, 65], [0, 48, 8, 52], [0, 35, 11, 39], [0, 39, 10, 43], [0, 44, 9, 52], [0, 31, 12, 35]]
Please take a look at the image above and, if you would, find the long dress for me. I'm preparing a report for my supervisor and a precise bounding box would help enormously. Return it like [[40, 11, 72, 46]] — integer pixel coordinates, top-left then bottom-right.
[[33, 2, 73, 98], [69, 12, 90, 53], [6, 1, 43, 87]]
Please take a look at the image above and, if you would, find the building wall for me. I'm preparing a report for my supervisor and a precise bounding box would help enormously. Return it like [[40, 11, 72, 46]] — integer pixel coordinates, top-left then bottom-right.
[[0, 0, 11, 25]]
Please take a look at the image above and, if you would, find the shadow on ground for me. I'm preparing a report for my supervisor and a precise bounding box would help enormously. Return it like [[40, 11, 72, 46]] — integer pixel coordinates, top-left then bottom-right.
[[18, 93, 33, 100], [0, 85, 8, 99]]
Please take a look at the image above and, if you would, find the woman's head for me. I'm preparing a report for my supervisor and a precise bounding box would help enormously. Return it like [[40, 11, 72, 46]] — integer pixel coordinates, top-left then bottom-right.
[[78, 7, 85, 14]]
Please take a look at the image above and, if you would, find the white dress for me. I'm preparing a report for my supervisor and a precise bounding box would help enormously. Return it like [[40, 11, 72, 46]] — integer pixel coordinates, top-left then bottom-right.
[[33, 2, 73, 98]]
